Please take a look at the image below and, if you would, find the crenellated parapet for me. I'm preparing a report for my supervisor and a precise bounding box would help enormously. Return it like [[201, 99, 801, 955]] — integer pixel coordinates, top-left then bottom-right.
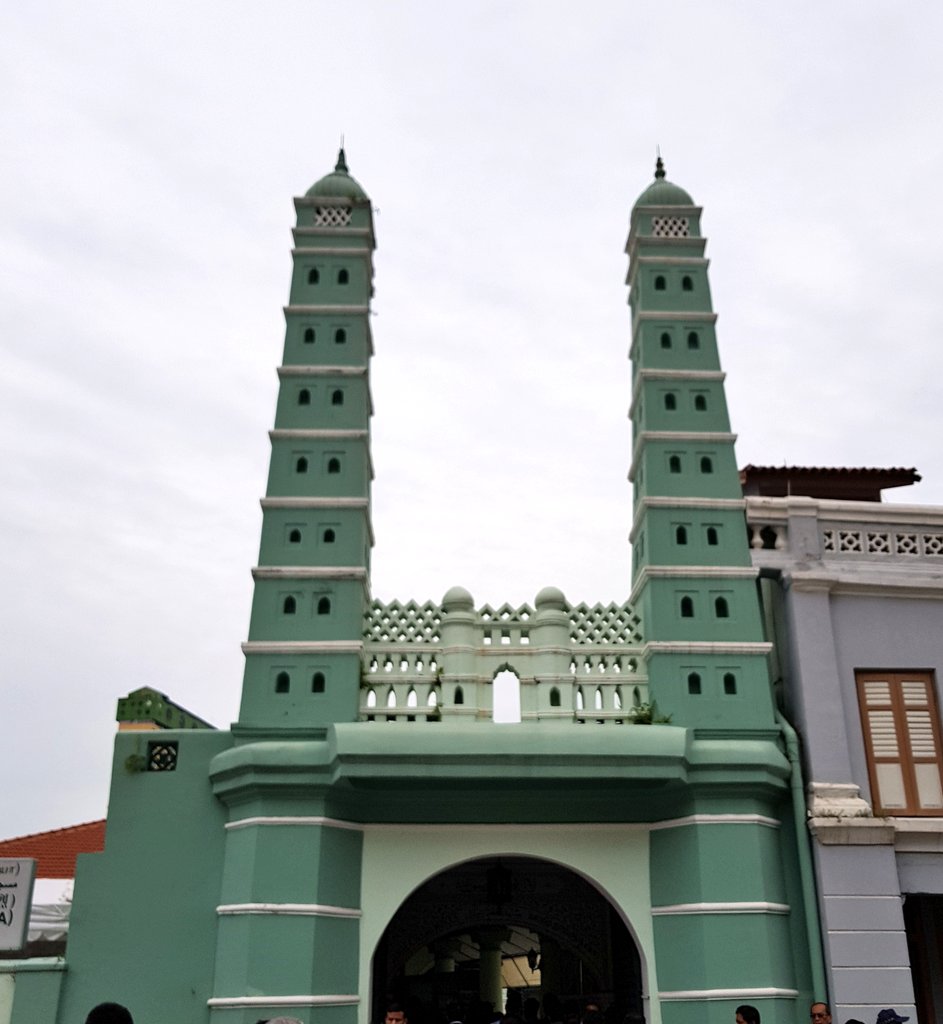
[[360, 588, 647, 723]]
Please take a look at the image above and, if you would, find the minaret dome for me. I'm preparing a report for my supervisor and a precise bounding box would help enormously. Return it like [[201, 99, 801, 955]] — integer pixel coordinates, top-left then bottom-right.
[[306, 147, 369, 200], [633, 156, 694, 208]]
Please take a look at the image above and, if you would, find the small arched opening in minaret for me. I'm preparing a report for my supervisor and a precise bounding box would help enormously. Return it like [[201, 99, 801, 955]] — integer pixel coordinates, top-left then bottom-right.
[[317, 596, 331, 615], [275, 671, 290, 694], [654, 274, 666, 291], [303, 327, 315, 344], [295, 456, 308, 473], [681, 275, 694, 292], [549, 686, 561, 708], [660, 331, 672, 349], [687, 331, 700, 350], [724, 672, 738, 694], [706, 526, 719, 546], [308, 268, 319, 285], [664, 393, 677, 411], [335, 328, 347, 344], [327, 457, 341, 474], [675, 525, 688, 545], [298, 388, 311, 405], [493, 667, 521, 723], [669, 455, 682, 474], [714, 597, 729, 619], [694, 394, 707, 411], [454, 686, 464, 705], [687, 672, 702, 695], [699, 456, 713, 474], [322, 528, 336, 543], [680, 596, 694, 618], [283, 595, 297, 615], [331, 389, 344, 406], [288, 528, 302, 544], [337, 268, 349, 285], [312, 672, 326, 693]]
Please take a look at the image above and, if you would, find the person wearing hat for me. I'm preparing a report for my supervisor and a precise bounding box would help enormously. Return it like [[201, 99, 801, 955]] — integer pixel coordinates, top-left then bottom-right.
[[876, 1011, 910, 1024]]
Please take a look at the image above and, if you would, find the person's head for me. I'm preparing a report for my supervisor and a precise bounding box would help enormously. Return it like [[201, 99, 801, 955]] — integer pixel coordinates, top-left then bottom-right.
[[736, 1006, 760, 1024], [386, 1003, 408, 1024], [811, 1003, 831, 1024], [86, 1005, 133, 1024], [875, 1011, 910, 1024]]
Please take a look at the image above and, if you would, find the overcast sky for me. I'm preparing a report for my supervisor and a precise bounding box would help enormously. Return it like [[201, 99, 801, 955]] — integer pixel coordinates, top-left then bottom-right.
[[4, 1, 943, 839]]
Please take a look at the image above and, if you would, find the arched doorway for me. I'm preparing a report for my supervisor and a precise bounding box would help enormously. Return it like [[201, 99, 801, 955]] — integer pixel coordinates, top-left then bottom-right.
[[371, 856, 643, 1024]]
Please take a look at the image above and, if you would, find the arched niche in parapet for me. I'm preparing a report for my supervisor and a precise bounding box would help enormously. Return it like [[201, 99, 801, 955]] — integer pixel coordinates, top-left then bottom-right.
[[492, 666, 521, 724]]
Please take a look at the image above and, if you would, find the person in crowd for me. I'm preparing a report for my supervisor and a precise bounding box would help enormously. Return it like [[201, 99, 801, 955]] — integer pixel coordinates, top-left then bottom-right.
[[810, 1003, 831, 1024], [876, 1011, 909, 1024], [736, 1005, 761, 1024], [86, 1004, 133, 1024]]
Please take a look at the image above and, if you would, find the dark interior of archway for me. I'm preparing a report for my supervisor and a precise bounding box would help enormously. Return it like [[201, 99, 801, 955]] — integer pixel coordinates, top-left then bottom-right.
[[371, 856, 643, 1024]]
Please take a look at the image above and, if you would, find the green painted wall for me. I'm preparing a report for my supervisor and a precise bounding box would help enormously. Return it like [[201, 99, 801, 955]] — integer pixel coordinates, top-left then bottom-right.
[[55, 730, 232, 1024]]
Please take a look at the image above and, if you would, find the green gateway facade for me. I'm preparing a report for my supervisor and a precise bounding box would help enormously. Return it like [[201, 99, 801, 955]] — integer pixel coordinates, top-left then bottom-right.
[[6, 156, 823, 1024]]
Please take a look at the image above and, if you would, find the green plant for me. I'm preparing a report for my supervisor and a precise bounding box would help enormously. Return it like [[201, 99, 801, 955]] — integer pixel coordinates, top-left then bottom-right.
[[628, 700, 672, 725]]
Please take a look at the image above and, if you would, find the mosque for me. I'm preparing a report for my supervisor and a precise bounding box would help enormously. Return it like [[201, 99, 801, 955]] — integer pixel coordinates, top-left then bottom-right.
[[4, 153, 940, 1024]]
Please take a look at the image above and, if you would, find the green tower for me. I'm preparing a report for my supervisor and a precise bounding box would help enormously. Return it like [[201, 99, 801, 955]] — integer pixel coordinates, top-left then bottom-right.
[[628, 157, 775, 732], [239, 149, 375, 732], [628, 159, 820, 1024]]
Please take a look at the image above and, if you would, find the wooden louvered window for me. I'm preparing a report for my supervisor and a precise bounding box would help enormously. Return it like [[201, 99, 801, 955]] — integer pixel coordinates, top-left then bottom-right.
[[857, 671, 943, 815]]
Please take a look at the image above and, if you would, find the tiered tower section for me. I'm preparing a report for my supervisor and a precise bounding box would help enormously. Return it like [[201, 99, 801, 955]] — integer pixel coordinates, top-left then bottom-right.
[[238, 150, 375, 732], [627, 158, 775, 730]]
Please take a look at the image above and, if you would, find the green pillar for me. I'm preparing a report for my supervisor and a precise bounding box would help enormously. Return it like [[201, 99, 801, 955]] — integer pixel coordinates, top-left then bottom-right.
[[238, 149, 375, 734], [627, 160, 812, 1024]]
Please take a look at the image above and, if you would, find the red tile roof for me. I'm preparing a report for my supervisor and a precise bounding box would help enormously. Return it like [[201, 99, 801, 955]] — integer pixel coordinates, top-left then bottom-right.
[[740, 465, 921, 502], [0, 820, 105, 878]]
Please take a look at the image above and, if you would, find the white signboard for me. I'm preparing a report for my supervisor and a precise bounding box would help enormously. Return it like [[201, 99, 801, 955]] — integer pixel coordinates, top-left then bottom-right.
[[0, 858, 36, 951]]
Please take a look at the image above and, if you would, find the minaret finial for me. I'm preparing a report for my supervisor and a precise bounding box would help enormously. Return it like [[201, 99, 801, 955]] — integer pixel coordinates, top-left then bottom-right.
[[336, 140, 348, 174], [654, 148, 666, 180]]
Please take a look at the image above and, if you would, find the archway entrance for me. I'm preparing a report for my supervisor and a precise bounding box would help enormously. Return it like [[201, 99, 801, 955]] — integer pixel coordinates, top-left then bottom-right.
[[371, 856, 643, 1024]]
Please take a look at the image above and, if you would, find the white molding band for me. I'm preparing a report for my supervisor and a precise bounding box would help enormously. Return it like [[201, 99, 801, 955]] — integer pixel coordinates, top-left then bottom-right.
[[241, 641, 364, 655], [226, 815, 365, 833], [251, 566, 367, 581], [208, 994, 360, 1009], [641, 640, 773, 658], [650, 814, 781, 831], [270, 428, 368, 440], [261, 497, 369, 509], [652, 901, 789, 916], [285, 304, 369, 315], [291, 246, 372, 256], [278, 365, 368, 378], [217, 902, 361, 919], [659, 988, 798, 1002], [635, 565, 759, 581]]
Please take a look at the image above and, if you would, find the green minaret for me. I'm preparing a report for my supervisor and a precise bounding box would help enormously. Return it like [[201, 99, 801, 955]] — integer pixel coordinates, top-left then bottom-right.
[[238, 149, 375, 732], [627, 157, 775, 730]]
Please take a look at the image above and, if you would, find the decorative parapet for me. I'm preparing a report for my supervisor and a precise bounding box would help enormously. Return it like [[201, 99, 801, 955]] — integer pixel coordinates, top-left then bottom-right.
[[360, 590, 646, 724], [746, 496, 943, 569]]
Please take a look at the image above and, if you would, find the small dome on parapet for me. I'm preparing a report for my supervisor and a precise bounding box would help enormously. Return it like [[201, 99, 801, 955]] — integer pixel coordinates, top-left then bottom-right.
[[535, 586, 567, 611], [306, 148, 369, 201], [633, 156, 694, 208], [442, 585, 474, 611]]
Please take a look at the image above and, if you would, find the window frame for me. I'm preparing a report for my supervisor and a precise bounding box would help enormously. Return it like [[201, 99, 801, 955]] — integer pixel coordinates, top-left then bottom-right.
[[857, 669, 943, 816]]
